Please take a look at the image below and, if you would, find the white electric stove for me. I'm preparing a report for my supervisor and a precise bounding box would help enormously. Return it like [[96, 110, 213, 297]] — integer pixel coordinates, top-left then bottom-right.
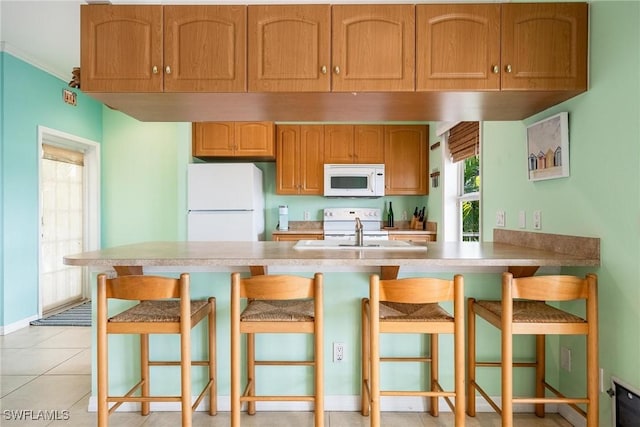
[[322, 208, 388, 241]]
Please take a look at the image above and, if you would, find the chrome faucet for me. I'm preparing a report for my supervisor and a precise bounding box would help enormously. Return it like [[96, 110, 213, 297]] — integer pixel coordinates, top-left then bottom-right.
[[355, 217, 364, 246]]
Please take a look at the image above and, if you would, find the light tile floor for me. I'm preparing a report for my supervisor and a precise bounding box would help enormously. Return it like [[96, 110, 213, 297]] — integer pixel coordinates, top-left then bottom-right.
[[0, 325, 573, 426]]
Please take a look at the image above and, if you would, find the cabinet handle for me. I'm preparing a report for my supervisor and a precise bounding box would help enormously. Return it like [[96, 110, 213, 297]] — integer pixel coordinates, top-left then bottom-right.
[[333, 66, 341, 75], [152, 66, 158, 74], [321, 65, 327, 74], [492, 65, 499, 74], [165, 66, 172, 75], [505, 64, 512, 73]]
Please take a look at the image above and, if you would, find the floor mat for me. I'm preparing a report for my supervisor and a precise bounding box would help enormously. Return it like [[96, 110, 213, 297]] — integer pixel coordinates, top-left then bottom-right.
[[30, 301, 92, 326]]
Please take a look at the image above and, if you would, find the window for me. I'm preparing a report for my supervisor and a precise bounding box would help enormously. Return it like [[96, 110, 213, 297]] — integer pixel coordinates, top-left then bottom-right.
[[439, 122, 481, 242], [460, 155, 480, 241]]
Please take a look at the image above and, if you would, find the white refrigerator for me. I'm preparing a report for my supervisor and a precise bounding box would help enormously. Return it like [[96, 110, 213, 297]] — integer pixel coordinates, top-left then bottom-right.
[[187, 163, 265, 241]]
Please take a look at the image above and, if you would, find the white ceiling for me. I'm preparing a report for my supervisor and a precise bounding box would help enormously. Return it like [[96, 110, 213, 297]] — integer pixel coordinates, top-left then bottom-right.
[[1, 1, 84, 81]]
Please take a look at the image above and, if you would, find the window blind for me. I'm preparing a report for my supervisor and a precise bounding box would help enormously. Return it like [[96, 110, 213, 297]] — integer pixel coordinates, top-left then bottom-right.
[[42, 144, 84, 166], [447, 122, 479, 163]]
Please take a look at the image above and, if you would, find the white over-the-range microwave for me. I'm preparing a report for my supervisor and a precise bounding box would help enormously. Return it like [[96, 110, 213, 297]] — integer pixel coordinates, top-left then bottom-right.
[[323, 164, 385, 197]]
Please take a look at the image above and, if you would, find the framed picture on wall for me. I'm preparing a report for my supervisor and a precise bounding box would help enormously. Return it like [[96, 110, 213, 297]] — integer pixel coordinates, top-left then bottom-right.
[[526, 112, 570, 181]]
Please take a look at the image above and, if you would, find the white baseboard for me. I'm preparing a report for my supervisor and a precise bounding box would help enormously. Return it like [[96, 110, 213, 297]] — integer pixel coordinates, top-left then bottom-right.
[[0, 315, 39, 335]]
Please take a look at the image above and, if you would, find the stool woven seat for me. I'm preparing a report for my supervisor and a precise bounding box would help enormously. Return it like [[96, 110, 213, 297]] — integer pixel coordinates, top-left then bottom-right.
[[109, 300, 210, 323], [473, 300, 586, 324], [240, 299, 315, 321]]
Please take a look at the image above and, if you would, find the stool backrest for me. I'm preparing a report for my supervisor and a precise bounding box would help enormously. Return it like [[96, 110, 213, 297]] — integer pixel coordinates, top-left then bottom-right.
[[97, 273, 188, 301], [504, 273, 596, 302], [373, 275, 462, 304], [232, 273, 321, 300]]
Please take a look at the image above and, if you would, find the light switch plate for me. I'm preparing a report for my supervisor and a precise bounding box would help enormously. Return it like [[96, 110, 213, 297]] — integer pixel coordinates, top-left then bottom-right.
[[533, 210, 542, 230], [519, 211, 526, 228], [496, 210, 505, 227]]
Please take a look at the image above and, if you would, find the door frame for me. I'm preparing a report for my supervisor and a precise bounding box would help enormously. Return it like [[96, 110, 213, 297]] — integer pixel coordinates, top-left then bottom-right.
[[37, 126, 101, 317]]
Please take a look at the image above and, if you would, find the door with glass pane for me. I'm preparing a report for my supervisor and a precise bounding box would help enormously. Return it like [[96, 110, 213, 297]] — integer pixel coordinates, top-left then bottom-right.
[[40, 144, 85, 312]]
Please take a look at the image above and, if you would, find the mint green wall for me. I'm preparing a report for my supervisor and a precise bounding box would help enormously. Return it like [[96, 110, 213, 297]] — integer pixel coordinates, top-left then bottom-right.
[[0, 52, 102, 327], [100, 108, 190, 246], [475, 3, 640, 424]]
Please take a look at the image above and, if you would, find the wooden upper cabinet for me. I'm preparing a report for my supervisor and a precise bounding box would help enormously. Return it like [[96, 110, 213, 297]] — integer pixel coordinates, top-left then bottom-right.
[[354, 126, 385, 163], [192, 122, 274, 159], [276, 125, 324, 195], [416, 4, 501, 91], [81, 4, 246, 92], [81, 5, 163, 92], [248, 5, 331, 92], [324, 125, 384, 164], [164, 6, 246, 92], [332, 5, 415, 92], [416, 3, 587, 92], [501, 3, 588, 91], [384, 125, 429, 195]]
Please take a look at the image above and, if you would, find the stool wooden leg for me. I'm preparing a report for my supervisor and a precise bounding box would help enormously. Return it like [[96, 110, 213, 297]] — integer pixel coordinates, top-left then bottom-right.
[[141, 334, 150, 416], [247, 332, 256, 415], [181, 325, 192, 427], [466, 299, 477, 417], [587, 293, 599, 427], [430, 333, 439, 417], [454, 282, 465, 427], [361, 299, 370, 416], [535, 335, 545, 417], [231, 290, 240, 427], [502, 308, 513, 427], [370, 307, 381, 427], [97, 302, 108, 427], [315, 308, 324, 427], [209, 298, 217, 416]]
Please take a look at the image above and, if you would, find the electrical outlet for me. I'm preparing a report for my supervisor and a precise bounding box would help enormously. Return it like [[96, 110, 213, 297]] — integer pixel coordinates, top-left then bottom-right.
[[600, 368, 604, 393], [560, 346, 571, 371], [496, 210, 505, 227], [304, 211, 310, 221], [533, 210, 542, 230], [333, 342, 345, 362], [518, 211, 526, 228]]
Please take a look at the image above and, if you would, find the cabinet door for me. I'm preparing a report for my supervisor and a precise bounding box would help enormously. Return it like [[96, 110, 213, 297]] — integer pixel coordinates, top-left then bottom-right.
[[384, 125, 429, 195], [298, 125, 325, 195], [501, 3, 588, 91], [276, 125, 324, 195], [354, 125, 385, 164], [332, 5, 415, 92], [276, 125, 300, 194], [164, 6, 246, 92], [81, 5, 163, 92], [324, 125, 354, 163], [192, 122, 234, 156], [235, 122, 275, 159], [248, 5, 331, 92], [416, 4, 500, 91]]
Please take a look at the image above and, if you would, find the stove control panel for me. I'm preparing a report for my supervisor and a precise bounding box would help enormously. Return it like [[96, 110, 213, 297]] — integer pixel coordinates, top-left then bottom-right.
[[324, 208, 382, 222]]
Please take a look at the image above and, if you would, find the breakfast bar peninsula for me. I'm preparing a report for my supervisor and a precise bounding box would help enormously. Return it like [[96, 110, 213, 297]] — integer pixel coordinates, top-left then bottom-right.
[[64, 230, 599, 277], [63, 230, 599, 414]]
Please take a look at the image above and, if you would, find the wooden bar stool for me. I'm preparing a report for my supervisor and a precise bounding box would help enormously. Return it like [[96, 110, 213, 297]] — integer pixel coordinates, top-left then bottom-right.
[[230, 272, 324, 427], [467, 272, 598, 427], [361, 274, 465, 427], [97, 273, 216, 427]]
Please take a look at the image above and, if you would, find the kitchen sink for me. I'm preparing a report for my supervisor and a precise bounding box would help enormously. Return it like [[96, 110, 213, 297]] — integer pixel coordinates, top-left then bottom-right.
[[293, 240, 427, 251]]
